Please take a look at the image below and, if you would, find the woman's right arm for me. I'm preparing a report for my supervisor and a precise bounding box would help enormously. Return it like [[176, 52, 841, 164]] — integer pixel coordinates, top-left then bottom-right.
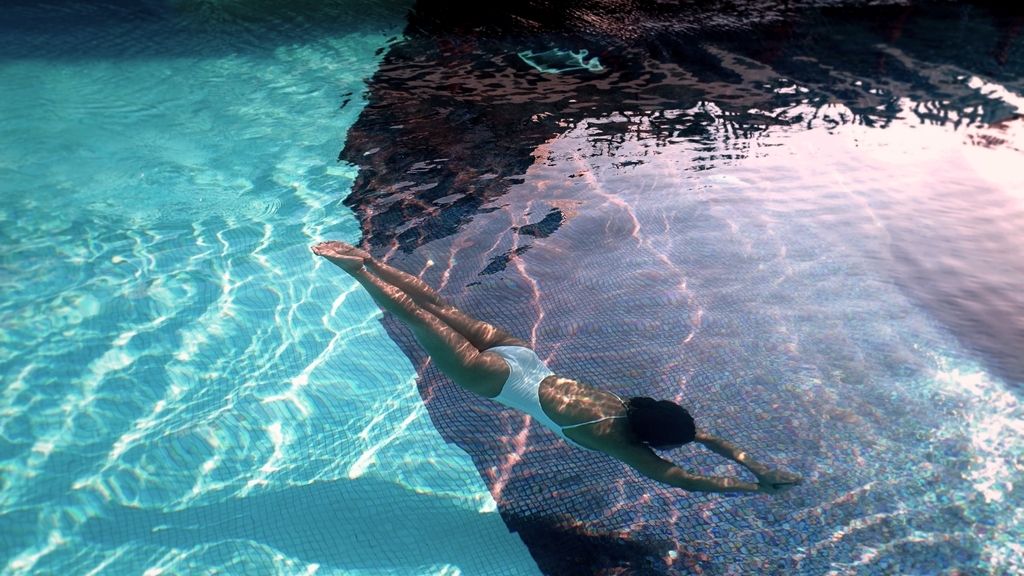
[[694, 430, 772, 476], [695, 430, 802, 491], [611, 443, 763, 494]]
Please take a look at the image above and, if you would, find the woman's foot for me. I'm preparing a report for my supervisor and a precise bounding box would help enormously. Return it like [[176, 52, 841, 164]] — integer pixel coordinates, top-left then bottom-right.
[[312, 241, 369, 274], [313, 240, 370, 259]]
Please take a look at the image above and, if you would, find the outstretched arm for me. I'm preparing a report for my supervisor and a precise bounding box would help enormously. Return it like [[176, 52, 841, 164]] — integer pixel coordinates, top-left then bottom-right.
[[695, 430, 771, 476], [695, 430, 802, 492], [611, 444, 762, 494]]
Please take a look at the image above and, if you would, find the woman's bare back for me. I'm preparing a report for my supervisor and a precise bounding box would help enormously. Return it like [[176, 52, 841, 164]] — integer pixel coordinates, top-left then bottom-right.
[[538, 376, 633, 449]]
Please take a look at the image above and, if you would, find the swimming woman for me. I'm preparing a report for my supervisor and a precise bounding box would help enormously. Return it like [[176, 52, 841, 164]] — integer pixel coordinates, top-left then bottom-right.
[[312, 241, 802, 495]]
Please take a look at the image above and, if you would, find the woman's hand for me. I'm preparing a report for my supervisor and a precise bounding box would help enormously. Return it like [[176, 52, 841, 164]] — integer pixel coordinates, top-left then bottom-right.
[[755, 468, 803, 494]]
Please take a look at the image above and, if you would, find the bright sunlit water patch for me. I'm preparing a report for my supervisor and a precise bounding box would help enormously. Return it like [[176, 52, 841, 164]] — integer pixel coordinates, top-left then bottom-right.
[[0, 3, 539, 574]]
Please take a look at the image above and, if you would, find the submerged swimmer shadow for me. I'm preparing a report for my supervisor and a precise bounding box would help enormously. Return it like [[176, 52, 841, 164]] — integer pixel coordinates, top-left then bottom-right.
[[503, 512, 679, 575], [80, 476, 532, 572]]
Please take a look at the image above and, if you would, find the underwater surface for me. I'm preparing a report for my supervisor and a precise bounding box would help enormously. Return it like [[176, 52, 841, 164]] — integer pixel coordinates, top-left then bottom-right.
[[2, 1, 1023, 574]]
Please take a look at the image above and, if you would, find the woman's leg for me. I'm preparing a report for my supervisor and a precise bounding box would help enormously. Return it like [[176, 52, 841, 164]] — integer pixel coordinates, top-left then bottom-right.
[[312, 243, 509, 395], [364, 255, 529, 350], [418, 299, 531, 350], [316, 241, 529, 350]]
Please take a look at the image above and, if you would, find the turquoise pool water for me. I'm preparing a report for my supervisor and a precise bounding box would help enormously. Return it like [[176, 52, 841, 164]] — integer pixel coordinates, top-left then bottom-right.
[[0, 2, 539, 574], [3, 2, 1024, 575]]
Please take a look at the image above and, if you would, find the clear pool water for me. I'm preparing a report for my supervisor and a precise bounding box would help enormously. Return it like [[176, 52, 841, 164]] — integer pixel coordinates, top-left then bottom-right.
[[2, 1, 1023, 575], [1, 2, 538, 574]]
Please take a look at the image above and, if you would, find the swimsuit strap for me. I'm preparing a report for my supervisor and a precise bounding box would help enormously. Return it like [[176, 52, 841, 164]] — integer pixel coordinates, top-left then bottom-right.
[[561, 392, 630, 429], [561, 414, 628, 429]]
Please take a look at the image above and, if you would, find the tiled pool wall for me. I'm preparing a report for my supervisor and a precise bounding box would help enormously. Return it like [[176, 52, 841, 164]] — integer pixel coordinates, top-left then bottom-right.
[[341, 3, 1024, 573]]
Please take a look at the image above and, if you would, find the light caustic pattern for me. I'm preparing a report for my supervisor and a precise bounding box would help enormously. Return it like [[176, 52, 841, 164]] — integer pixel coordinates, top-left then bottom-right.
[[0, 32, 536, 576], [618, 99, 1022, 572], [391, 79, 1024, 573]]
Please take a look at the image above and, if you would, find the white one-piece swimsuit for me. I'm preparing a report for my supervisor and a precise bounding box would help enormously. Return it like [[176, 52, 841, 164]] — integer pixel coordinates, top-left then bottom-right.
[[486, 345, 626, 451]]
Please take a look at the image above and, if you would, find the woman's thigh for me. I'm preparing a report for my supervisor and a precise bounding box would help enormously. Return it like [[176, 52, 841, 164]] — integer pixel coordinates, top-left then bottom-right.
[[421, 301, 530, 350]]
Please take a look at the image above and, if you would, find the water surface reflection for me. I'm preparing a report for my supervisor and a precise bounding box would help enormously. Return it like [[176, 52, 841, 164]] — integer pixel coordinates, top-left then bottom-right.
[[344, 0, 1024, 385], [341, 2, 1023, 573]]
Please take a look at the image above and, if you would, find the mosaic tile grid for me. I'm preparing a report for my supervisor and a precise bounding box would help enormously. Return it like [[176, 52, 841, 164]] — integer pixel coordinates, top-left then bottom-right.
[[365, 129, 1018, 574], [339, 6, 1024, 572]]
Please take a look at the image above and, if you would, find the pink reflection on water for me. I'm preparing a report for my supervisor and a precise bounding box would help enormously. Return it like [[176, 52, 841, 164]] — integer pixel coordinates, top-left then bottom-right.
[[755, 103, 1024, 382]]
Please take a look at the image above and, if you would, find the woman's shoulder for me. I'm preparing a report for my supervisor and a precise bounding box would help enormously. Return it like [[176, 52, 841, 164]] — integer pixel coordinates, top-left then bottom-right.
[[540, 375, 604, 405]]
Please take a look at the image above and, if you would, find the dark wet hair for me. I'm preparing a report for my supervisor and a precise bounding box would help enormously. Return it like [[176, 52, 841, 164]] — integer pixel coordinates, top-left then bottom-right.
[[625, 397, 696, 449]]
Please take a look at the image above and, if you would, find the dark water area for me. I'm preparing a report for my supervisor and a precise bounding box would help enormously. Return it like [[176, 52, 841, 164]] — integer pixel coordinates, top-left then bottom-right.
[[340, 1, 1024, 573], [343, 0, 1024, 387]]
